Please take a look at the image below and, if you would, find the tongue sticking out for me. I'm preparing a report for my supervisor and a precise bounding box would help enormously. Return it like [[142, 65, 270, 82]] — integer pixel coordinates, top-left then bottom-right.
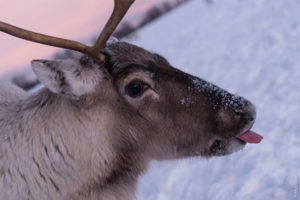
[[237, 130, 263, 144]]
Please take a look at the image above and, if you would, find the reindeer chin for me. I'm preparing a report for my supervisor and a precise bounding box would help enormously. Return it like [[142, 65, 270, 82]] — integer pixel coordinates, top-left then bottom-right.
[[209, 138, 246, 156]]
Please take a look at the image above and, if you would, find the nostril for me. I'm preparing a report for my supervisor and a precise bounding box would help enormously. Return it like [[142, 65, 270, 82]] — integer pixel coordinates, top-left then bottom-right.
[[234, 111, 254, 121], [234, 103, 256, 122]]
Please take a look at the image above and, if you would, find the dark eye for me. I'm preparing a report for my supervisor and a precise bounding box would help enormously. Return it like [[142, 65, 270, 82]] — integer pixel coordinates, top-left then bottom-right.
[[125, 80, 149, 98]]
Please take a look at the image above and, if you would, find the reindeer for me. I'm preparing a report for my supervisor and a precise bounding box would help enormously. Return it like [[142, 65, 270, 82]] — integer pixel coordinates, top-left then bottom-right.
[[0, 0, 263, 199]]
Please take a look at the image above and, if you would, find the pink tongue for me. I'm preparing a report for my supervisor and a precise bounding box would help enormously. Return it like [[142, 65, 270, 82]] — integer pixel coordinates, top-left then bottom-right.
[[237, 130, 263, 144]]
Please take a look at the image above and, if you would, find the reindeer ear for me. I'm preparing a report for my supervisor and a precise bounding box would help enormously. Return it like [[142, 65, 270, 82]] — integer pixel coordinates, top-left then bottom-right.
[[31, 60, 64, 94], [31, 59, 103, 98]]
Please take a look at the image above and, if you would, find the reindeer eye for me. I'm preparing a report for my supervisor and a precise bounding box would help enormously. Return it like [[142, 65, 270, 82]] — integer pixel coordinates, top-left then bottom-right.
[[125, 80, 149, 98]]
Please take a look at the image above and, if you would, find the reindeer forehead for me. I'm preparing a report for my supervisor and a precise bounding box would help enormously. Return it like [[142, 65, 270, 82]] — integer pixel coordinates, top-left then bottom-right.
[[103, 42, 170, 74], [104, 42, 153, 62]]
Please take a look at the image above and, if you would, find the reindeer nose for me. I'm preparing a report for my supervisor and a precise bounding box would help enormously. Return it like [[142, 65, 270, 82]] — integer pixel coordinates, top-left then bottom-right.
[[233, 103, 256, 122]]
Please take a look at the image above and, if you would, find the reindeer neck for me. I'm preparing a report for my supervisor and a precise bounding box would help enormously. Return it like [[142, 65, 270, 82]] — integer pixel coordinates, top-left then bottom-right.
[[0, 88, 117, 199]]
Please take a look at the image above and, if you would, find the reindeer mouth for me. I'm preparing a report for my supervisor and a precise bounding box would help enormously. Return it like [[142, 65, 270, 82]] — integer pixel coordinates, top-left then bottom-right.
[[210, 130, 263, 156]]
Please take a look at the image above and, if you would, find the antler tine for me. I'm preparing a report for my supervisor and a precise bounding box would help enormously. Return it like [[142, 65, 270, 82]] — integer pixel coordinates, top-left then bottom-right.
[[92, 0, 135, 53]]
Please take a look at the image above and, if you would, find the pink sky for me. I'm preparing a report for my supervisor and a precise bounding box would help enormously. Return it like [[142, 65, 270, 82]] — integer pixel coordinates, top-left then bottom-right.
[[0, 0, 161, 74]]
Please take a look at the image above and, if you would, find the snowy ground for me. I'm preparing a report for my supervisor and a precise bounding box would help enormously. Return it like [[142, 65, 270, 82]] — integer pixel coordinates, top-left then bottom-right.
[[126, 0, 300, 199]]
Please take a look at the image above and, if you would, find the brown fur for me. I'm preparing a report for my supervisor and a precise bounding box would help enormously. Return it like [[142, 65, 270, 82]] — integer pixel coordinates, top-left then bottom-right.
[[0, 42, 256, 199]]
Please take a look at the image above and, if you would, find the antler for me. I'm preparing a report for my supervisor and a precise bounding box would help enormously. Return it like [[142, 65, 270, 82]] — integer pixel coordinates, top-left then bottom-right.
[[0, 0, 135, 64]]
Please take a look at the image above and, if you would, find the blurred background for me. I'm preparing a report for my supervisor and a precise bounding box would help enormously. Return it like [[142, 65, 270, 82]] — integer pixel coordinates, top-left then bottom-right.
[[1, 0, 300, 200], [0, 0, 172, 74]]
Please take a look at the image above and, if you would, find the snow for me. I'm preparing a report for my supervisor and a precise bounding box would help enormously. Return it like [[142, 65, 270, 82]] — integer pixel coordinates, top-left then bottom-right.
[[189, 77, 248, 110], [126, 0, 300, 199]]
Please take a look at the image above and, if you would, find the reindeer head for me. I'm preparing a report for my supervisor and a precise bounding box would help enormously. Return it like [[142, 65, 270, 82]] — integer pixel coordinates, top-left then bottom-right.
[[28, 40, 260, 163], [101, 42, 260, 158]]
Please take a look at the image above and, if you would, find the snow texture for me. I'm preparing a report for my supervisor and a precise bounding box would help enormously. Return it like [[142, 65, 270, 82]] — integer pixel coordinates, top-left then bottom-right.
[[128, 0, 300, 199]]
